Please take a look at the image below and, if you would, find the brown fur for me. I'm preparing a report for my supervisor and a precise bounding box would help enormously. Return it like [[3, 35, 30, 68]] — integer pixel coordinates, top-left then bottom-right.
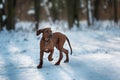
[[36, 28, 72, 68]]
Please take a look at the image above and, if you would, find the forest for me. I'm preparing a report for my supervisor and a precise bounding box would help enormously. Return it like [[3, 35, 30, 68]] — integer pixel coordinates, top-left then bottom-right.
[[0, 1, 120, 80], [0, 0, 120, 30]]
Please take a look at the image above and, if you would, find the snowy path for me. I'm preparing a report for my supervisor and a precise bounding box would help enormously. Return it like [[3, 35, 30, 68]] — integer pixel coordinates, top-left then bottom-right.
[[0, 30, 120, 80]]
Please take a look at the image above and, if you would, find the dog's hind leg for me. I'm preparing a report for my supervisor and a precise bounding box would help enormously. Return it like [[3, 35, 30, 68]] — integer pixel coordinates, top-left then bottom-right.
[[63, 48, 69, 63], [55, 38, 65, 65], [55, 50, 63, 65]]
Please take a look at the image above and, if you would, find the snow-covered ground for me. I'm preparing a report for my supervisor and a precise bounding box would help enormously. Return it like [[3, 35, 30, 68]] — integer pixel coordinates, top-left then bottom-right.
[[0, 21, 120, 80]]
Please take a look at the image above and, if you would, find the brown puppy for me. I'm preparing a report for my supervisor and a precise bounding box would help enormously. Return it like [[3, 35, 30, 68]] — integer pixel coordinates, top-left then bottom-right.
[[36, 28, 72, 68]]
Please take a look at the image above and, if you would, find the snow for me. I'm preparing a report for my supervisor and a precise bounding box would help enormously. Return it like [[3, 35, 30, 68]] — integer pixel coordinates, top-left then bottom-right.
[[80, 0, 85, 8], [0, 4, 3, 9], [0, 21, 120, 80], [2, 0, 5, 3], [27, 9, 35, 15], [2, 15, 7, 21], [87, 0, 93, 25]]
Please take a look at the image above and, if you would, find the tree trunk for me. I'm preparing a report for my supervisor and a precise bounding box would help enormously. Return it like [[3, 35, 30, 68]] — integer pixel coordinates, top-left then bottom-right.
[[94, 0, 100, 20], [66, 0, 80, 29], [6, 0, 16, 30], [0, 0, 3, 30], [66, 0, 75, 29], [87, 0, 93, 26], [114, 0, 118, 23], [51, 0, 59, 22], [34, 0, 40, 30], [74, 0, 80, 27]]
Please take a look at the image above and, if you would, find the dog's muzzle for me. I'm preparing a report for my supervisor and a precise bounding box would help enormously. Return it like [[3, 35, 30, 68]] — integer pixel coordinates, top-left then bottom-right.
[[49, 33, 52, 38], [45, 33, 52, 42]]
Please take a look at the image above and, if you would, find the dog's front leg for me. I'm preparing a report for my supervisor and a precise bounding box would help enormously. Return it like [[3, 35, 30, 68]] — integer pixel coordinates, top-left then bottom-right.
[[37, 51, 44, 68], [48, 49, 54, 61]]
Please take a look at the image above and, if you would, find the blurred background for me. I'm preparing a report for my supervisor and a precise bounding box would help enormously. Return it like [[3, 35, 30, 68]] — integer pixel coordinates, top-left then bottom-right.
[[0, 0, 120, 31]]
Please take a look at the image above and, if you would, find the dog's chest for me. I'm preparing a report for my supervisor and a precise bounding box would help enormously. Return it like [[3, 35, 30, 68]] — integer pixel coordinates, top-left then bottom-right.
[[43, 40, 53, 52]]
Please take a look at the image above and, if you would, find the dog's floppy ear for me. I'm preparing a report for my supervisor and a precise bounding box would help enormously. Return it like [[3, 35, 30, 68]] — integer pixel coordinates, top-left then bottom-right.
[[36, 29, 43, 36]]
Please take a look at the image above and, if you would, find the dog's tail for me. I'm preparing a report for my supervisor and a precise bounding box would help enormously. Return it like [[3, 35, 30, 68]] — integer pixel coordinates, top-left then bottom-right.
[[66, 36, 72, 55]]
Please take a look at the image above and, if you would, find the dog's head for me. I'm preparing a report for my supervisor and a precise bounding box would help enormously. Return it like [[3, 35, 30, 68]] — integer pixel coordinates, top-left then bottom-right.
[[36, 28, 52, 41]]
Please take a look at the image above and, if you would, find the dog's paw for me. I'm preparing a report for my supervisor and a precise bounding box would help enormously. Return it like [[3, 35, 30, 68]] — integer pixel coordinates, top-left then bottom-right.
[[55, 62, 60, 65], [64, 60, 69, 63], [48, 58, 53, 61], [37, 65, 42, 69]]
